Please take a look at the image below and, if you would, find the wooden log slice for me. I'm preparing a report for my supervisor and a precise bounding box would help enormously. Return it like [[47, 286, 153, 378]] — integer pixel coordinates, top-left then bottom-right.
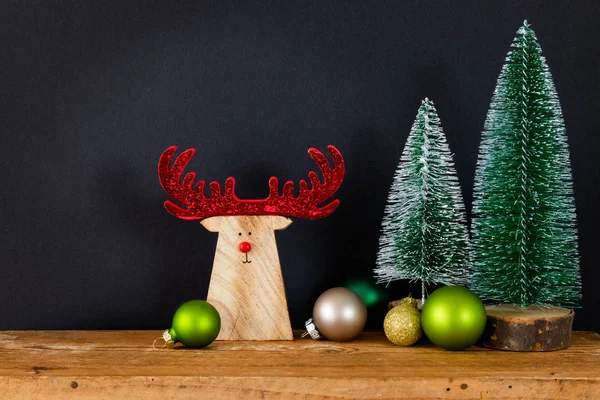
[[388, 299, 424, 311], [482, 304, 574, 351]]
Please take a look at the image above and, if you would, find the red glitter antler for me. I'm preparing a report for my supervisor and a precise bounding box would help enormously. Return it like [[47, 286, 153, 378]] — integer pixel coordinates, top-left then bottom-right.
[[158, 146, 345, 220]]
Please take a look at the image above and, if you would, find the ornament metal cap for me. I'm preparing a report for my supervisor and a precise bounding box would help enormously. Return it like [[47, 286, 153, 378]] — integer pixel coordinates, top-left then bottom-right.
[[301, 318, 322, 340], [152, 329, 175, 350]]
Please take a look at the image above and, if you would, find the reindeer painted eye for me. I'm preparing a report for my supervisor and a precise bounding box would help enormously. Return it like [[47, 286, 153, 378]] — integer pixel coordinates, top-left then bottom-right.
[[238, 232, 242, 236], [248, 232, 252, 235]]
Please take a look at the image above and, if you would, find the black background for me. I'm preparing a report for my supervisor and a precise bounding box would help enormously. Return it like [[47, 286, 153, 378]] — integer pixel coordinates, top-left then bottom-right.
[[1, 1, 598, 333]]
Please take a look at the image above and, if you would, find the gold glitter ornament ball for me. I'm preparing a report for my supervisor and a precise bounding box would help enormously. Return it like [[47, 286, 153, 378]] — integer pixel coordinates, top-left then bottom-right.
[[383, 297, 422, 346]]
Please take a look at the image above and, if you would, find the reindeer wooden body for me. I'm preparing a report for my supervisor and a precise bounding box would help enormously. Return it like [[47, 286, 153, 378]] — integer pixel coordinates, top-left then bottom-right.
[[158, 145, 344, 341], [201, 215, 293, 340]]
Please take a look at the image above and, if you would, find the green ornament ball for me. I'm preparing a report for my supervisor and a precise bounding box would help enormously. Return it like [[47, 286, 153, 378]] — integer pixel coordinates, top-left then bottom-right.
[[421, 286, 487, 351], [169, 300, 221, 348]]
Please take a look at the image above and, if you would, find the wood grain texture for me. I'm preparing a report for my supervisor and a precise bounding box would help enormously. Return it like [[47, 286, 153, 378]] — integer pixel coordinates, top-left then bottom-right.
[[483, 304, 574, 351], [201, 215, 293, 341], [0, 330, 599, 399]]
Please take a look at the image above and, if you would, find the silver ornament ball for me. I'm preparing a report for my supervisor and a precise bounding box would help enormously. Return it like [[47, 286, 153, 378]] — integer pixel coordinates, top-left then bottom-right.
[[312, 287, 367, 341]]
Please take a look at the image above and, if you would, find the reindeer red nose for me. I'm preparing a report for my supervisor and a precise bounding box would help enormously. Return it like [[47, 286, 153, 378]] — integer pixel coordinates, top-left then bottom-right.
[[239, 241, 252, 253]]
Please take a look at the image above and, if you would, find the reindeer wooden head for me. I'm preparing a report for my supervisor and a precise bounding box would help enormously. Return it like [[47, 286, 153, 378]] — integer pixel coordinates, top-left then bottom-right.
[[158, 146, 344, 340]]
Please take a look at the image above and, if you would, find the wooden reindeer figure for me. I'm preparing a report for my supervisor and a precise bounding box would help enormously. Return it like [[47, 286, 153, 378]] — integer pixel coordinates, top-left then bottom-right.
[[158, 145, 345, 340]]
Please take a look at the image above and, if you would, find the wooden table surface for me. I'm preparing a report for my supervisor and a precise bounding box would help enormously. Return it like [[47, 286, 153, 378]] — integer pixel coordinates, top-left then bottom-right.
[[0, 330, 599, 399]]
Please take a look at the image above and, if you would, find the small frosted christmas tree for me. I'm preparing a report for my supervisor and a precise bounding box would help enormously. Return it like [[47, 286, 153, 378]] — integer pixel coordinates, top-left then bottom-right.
[[375, 98, 470, 303], [470, 21, 581, 310]]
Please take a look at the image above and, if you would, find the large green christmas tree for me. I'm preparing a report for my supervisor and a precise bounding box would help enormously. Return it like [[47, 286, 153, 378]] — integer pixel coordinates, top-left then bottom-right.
[[470, 21, 580, 308], [375, 98, 469, 303]]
